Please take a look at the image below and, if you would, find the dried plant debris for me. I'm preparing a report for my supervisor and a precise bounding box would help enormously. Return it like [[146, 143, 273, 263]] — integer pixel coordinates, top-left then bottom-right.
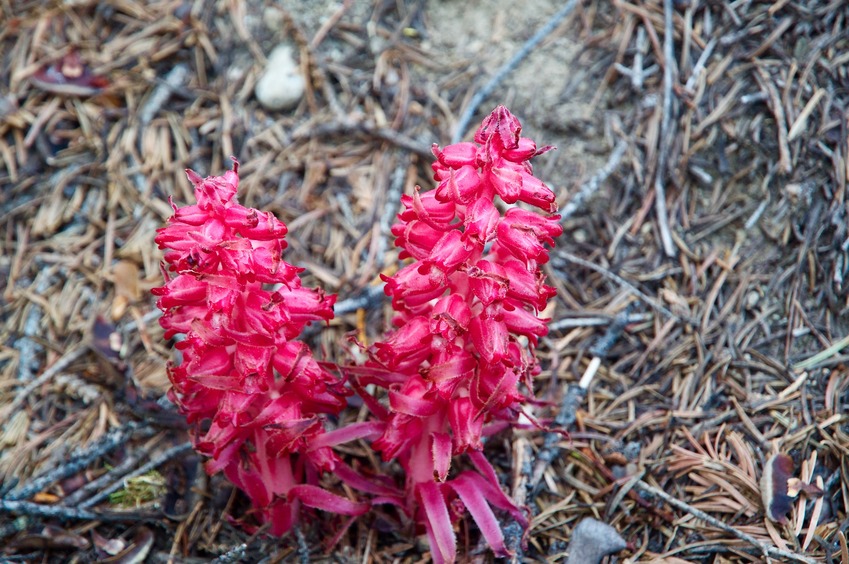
[[761, 452, 823, 525], [29, 51, 109, 97], [0, 0, 846, 561]]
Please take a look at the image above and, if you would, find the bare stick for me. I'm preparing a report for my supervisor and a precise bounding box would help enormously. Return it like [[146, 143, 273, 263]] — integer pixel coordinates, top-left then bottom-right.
[[548, 312, 651, 332], [139, 64, 188, 127], [655, 0, 677, 257], [560, 140, 628, 222], [60, 441, 151, 507], [633, 480, 816, 564], [375, 163, 406, 272], [0, 498, 157, 523], [15, 270, 52, 382], [333, 284, 386, 315], [528, 303, 635, 492], [211, 544, 248, 564], [528, 384, 586, 493], [4, 422, 154, 501], [1, 345, 88, 421], [552, 251, 695, 326], [451, 0, 578, 144], [78, 442, 193, 509]]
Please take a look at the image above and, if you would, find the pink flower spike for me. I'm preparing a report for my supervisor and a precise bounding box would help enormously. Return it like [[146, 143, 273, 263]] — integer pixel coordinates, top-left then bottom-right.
[[364, 105, 557, 560], [153, 160, 362, 536]]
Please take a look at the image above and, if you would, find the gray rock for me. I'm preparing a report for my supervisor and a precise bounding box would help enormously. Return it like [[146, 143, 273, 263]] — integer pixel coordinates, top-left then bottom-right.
[[255, 44, 305, 111], [564, 518, 627, 564]]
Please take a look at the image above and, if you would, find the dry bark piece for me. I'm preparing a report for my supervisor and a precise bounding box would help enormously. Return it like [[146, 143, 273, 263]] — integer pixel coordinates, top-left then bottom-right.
[[564, 517, 628, 564], [761, 453, 795, 524], [760, 453, 823, 524], [7, 525, 89, 550], [92, 529, 127, 556], [30, 51, 109, 96], [99, 527, 154, 564]]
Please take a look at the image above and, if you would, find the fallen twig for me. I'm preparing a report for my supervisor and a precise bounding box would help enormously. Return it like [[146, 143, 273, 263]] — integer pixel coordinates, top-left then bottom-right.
[[139, 64, 189, 127], [552, 251, 695, 326], [4, 422, 154, 502], [548, 312, 651, 332], [530, 304, 636, 492], [654, 0, 677, 258], [560, 140, 628, 222], [0, 498, 158, 523], [1, 345, 89, 422], [451, 0, 579, 143], [633, 480, 817, 564], [334, 284, 387, 315], [78, 442, 193, 509], [211, 544, 248, 564]]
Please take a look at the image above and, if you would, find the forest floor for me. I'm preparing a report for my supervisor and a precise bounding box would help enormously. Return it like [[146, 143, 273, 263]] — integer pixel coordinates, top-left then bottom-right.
[[1, 0, 848, 562]]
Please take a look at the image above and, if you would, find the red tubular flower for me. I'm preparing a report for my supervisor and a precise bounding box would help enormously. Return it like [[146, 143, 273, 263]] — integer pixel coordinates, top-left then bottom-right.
[[153, 160, 369, 535], [363, 106, 561, 562]]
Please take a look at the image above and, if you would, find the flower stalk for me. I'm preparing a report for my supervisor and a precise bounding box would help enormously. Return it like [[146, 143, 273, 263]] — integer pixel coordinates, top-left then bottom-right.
[[153, 106, 561, 562], [153, 160, 369, 534], [361, 106, 562, 562]]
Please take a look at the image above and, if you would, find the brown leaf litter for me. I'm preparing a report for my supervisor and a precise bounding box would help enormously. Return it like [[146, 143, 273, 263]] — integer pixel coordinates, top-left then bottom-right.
[[0, 0, 847, 562]]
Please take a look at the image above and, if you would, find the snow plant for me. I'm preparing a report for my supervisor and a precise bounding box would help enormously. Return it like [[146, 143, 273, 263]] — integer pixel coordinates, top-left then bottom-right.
[[152, 106, 561, 562], [152, 162, 381, 535], [358, 105, 562, 562]]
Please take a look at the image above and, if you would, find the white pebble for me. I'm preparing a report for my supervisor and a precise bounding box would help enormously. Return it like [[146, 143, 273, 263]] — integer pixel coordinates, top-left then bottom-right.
[[255, 44, 305, 111]]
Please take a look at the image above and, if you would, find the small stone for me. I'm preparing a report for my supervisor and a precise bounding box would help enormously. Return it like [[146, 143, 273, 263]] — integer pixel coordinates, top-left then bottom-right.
[[745, 290, 760, 309], [564, 518, 628, 564], [255, 44, 305, 111]]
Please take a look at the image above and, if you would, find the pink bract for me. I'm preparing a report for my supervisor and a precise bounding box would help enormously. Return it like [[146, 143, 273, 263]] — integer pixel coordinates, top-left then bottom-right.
[[362, 106, 561, 562], [152, 160, 367, 535]]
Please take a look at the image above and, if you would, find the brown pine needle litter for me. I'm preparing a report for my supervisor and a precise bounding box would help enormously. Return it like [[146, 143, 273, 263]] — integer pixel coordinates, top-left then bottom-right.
[[1, 0, 847, 562]]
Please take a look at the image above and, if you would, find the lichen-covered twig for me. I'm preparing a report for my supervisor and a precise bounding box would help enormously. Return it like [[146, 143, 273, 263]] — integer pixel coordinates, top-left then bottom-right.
[[1, 345, 88, 421], [4, 422, 154, 501], [78, 442, 192, 509], [552, 251, 693, 325], [0, 498, 157, 523]]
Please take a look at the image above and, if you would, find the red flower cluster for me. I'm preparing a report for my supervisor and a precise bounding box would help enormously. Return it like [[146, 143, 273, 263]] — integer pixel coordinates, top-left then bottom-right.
[[152, 106, 561, 562], [152, 161, 369, 535], [362, 106, 562, 562]]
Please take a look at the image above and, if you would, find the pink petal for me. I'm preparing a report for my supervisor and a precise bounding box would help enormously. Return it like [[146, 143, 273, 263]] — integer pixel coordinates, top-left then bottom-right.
[[307, 421, 385, 450], [333, 461, 402, 497], [288, 484, 369, 516], [388, 386, 439, 417], [463, 197, 501, 248], [429, 231, 473, 272], [431, 432, 453, 482], [450, 473, 510, 556], [474, 105, 522, 148], [419, 481, 456, 563], [433, 142, 478, 167], [467, 451, 528, 526], [449, 396, 484, 452], [469, 315, 507, 364]]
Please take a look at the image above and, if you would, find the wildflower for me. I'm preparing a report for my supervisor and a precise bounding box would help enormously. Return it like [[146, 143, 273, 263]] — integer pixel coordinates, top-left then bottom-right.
[[362, 106, 561, 562], [153, 160, 369, 535]]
